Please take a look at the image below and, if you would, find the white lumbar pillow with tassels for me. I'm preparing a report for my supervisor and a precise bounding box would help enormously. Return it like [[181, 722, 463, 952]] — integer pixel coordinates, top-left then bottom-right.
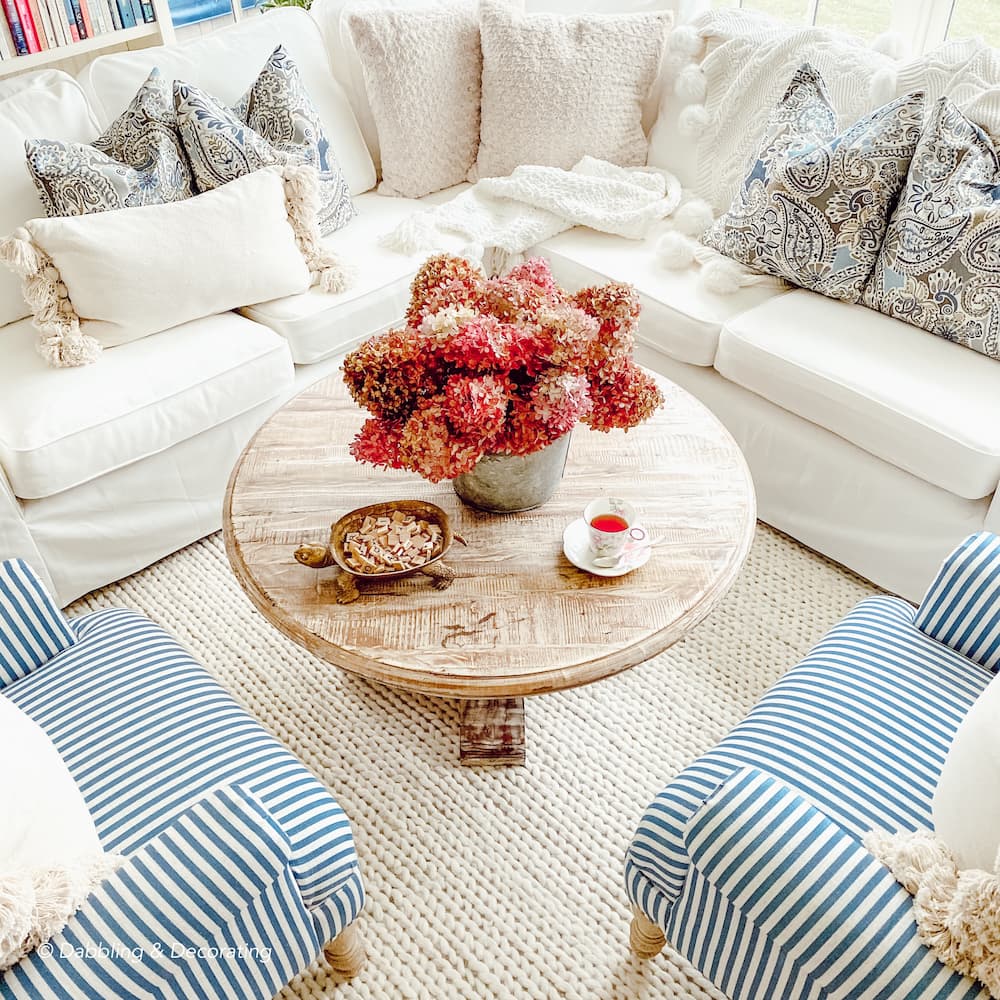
[[0, 164, 352, 368]]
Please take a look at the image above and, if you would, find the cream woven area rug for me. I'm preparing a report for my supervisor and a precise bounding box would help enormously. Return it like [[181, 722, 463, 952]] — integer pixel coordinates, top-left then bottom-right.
[[69, 524, 878, 1000]]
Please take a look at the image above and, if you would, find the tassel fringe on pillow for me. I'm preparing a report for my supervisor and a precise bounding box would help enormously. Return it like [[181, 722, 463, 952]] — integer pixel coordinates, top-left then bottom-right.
[[0, 232, 101, 368], [0, 852, 125, 971], [865, 828, 1000, 997], [281, 164, 354, 294]]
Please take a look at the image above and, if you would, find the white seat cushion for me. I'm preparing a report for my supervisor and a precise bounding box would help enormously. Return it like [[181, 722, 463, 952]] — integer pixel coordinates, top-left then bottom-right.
[[0, 313, 293, 500], [716, 290, 1000, 501], [535, 224, 788, 366], [77, 8, 375, 196], [242, 184, 466, 364]]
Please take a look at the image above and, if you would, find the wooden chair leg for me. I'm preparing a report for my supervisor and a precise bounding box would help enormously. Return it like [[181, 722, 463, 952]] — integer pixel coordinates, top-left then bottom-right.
[[629, 908, 666, 959], [323, 922, 366, 978]]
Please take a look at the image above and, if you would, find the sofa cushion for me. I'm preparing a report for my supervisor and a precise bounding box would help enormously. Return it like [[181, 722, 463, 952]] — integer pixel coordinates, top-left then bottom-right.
[[77, 8, 376, 196], [12, 168, 315, 359], [348, 4, 481, 198], [242, 184, 466, 365], [475, 1, 670, 179], [0, 313, 292, 500], [863, 97, 1000, 360], [716, 290, 1000, 501], [0, 70, 101, 329], [703, 64, 924, 304], [535, 224, 788, 366], [25, 70, 196, 218]]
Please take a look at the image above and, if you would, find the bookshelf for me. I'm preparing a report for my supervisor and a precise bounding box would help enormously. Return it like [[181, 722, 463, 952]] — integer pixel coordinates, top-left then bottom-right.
[[0, 0, 175, 78]]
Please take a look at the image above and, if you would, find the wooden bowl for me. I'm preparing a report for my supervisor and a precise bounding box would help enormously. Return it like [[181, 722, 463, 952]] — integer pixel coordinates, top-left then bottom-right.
[[329, 500, 453, 579]]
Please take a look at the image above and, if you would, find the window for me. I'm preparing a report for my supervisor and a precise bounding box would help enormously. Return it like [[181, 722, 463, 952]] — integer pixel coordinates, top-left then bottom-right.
[[168, 0, 258, 28], [947, 0, 1000, 47], [710, 0, 1000, 54]]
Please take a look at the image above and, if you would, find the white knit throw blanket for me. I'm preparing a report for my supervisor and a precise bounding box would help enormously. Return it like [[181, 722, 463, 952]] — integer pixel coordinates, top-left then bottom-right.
[[382, 156, 681, 274], [691, 13, 893, 214]]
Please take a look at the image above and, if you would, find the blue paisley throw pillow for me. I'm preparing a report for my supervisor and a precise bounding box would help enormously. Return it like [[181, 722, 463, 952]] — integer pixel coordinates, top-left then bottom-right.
[[25, 69, 195, 217], [174, 45, 355, 236], [863, 97, 1000, 359], [703, 64, 925, 303]]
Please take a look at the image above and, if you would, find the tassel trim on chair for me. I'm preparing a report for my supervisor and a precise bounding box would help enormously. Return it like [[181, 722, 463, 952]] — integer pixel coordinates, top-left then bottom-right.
[[865, 828, 1000, 998], [0, 230, 101, 368], [281, 164, 354, 295]]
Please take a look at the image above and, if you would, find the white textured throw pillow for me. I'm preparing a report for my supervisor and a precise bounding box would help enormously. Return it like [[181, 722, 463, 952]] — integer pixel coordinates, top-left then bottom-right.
[[933, 672, 1000, 872], [348, 3, 482, 198], [476, 1, 672, 179], [0, 695, 123, 971], [0, 165, 349, 368]]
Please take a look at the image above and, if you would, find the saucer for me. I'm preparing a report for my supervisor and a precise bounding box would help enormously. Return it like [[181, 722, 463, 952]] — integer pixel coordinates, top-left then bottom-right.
[[562, 518, 652, 577]]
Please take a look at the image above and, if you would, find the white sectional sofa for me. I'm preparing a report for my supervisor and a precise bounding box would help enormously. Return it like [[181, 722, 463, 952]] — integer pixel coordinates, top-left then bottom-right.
[[0, 3, 997, 605]]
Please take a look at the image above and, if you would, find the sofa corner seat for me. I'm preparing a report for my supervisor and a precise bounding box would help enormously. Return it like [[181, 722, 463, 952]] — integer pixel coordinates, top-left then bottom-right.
[[1, 604, 364, 996]]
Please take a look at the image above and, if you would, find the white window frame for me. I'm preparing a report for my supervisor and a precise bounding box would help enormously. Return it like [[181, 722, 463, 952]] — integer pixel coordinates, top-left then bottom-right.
[[733, 0, 964, 55]]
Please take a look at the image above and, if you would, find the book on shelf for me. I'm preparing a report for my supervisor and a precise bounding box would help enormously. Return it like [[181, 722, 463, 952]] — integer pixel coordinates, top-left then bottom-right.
[[44, 0, 67, 44], [0, 0, 27, 53], [0, 0, 156, 58], [0, 10, 15, 55], [76, 0, 93, 38], [115, 0, 134, 27], [11, 0, 40, 51]]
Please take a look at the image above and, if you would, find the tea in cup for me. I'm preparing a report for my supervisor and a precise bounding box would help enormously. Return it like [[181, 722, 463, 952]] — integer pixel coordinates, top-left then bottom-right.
[[584, 497, 646, 559]]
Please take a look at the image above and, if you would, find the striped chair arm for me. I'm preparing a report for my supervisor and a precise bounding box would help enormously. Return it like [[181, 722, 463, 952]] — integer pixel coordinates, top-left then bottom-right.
[[2, 786, 322, 1000], [915, 532, 1000, 672], [0, 557, 76, 687], [685, 769, 974, 1000]]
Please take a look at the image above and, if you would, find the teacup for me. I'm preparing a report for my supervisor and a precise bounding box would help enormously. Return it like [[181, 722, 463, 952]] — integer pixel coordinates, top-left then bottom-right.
[[584, 497, 647, 560]]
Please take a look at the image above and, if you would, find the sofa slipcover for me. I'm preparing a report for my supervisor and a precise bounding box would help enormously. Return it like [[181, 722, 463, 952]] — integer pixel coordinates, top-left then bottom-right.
[[0, 313, 293, 500], [627, 579, 992, 999], [537, 224, 787, 367], [716, 290, 1000, 502], [242, 185, 466, 364], [77, 7, 376, 196]]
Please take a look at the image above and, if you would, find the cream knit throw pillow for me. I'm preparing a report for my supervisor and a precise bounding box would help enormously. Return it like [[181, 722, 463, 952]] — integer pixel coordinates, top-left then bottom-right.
[[348, 3, 482, 198], [475, 1, 672, 179]]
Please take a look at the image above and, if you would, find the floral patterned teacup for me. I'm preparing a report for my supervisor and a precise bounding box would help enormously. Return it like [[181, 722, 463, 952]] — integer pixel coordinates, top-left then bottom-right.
[[583, 498, 647, 560]]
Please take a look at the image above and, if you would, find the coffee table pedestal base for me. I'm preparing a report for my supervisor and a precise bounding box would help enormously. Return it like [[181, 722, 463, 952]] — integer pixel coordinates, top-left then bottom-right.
[[459, 698, 525, 766]]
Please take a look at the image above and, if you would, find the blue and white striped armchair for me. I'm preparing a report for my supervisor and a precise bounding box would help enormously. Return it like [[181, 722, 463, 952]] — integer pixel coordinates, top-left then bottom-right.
[[626, 532, 1000, 1000], [0, 559, 365, 999]]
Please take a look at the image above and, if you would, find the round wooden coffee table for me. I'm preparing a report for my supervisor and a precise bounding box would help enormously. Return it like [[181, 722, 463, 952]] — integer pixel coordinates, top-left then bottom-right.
[[223, 371, 755, 765]]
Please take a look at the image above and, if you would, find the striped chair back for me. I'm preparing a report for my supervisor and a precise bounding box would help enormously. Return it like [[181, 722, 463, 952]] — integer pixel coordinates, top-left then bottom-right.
[[915, 532, 1000, 672], [0, 557, 77, 687]]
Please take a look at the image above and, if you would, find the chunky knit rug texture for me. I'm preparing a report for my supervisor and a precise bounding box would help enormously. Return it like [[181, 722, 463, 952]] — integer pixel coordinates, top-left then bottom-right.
[[69, 524, 877, 999]]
